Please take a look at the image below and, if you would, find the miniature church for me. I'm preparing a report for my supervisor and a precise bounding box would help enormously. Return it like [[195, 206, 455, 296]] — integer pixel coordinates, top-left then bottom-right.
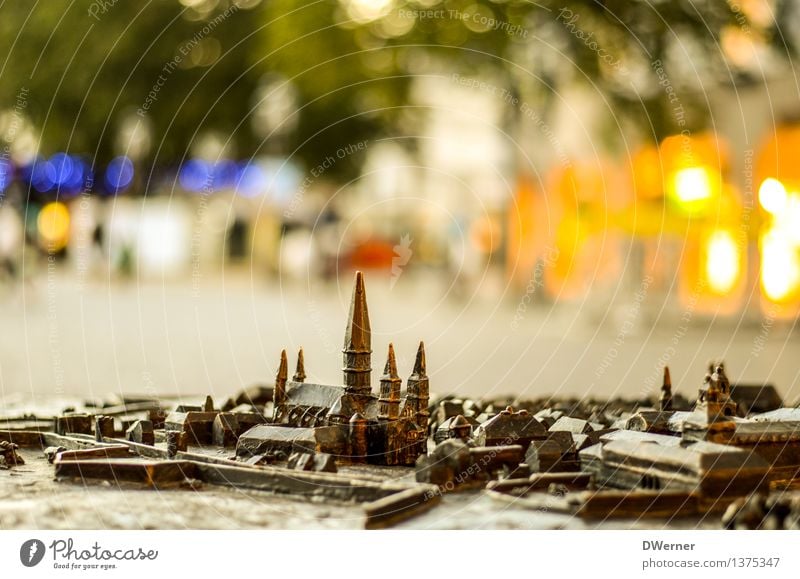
[[269, 271, 429, 466]]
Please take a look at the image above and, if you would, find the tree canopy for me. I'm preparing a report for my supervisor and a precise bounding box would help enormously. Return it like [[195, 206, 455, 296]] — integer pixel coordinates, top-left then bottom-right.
[[0, 0, 789, 180]]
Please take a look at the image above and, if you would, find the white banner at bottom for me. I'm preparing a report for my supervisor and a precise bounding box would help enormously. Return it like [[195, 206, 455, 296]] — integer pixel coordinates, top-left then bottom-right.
[[0, 530, 796, 578]]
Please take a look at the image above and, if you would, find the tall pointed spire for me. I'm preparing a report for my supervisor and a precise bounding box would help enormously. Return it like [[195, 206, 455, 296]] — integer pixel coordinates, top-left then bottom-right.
[[659, 366, 673, 411], [343, 271, 372, 394], [379, 343, 401, 420], [273, 349, 288, 422], [293, 348, 306, 382]]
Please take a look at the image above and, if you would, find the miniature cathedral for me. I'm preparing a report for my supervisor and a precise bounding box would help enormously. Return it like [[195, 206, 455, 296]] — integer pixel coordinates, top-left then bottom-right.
[[271, 271, 429, 466]]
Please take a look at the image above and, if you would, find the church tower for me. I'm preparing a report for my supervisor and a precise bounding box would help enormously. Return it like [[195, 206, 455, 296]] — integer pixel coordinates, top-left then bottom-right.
[[685, 362, 737, 441], [343, 271, 372, 395], [405, 341, 430, 427], [700, 363, 738, 421], [378, 343, 401, 420], [273, 349, 288, 422]]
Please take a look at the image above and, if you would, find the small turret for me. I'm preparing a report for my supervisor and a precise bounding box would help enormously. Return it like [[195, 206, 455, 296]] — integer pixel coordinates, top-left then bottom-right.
[[378, 344, 402, 420], [273, 350, 288, 422], [293, 348, 306, 383]]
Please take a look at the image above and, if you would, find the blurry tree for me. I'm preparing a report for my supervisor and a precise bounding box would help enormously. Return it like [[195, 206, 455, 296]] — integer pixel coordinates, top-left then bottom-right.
[[0, 0, 792, 181], [0, 0, 263, 171]]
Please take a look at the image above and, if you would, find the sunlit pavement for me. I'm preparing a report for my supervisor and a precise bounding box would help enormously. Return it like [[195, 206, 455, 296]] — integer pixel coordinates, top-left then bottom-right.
[[1, 270, 798, 406]]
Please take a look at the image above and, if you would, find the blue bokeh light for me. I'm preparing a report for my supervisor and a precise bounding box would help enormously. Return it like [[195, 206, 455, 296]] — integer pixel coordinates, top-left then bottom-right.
[[103, 156, 134, 193], [179, 159, 213, 192], [0, 159, 12, 194], [50, 153, 74, 186], [30, 158, 57, 193], [50, 153, 90, 194], [212, 160, 238, 191], [235, 162, 269, 198]]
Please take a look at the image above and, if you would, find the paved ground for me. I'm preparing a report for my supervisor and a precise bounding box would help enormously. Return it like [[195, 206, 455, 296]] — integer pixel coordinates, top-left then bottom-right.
[[1, 268, 798, 406]]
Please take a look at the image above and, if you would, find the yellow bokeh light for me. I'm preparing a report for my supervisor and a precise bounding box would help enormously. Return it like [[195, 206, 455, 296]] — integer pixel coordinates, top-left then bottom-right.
[[758, 178, 788, 215], [761, 231, 800, 302], [669, 167, 714, 210], [705, 230, 740, 295], [781, 196, 800, 244], [342, 0, 394, 23], [37, 202, 70, 252]]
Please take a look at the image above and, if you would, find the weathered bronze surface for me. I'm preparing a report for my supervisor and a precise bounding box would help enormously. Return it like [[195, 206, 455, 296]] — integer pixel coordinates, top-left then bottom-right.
[[364, 486, 441, 529], [55, 445, 132, 461]]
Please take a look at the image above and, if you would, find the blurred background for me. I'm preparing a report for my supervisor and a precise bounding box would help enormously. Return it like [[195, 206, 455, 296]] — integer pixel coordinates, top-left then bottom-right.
[[2, 0, 800, 404]]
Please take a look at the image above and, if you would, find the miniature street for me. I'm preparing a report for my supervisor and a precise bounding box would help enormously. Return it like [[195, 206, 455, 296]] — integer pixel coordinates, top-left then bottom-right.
[[0, 446, 714, 530]]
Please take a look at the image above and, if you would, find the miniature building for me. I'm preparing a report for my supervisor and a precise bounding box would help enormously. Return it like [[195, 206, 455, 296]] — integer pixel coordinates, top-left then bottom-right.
[[252, 271, 430, 466], [126, 419, 154, 446], [548, 416, 595, 435], [595, 435, 771, 501], [165, 410, 219, 444], [212, 413, 239, 447], [94, 415, 115, 441], [448, 415, 473, 441], [416, 438, 524, 490], [55, 414, 93, 436], [165, 394, 266, 446], [729, 383, 783, 415], [526, 431, 580, 473], [433, 414, 478, 444], [620, 363, 800, 485], [472, 406, 547, 451], [432, 399, 467, 430], [237, 423, 346, 457], [626, 367, 686, 434]]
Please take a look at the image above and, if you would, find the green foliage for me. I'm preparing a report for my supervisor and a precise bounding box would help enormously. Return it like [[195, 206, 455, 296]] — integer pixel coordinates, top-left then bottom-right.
[[0, 1, 262, 166], [0, 0, 789, 178]]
